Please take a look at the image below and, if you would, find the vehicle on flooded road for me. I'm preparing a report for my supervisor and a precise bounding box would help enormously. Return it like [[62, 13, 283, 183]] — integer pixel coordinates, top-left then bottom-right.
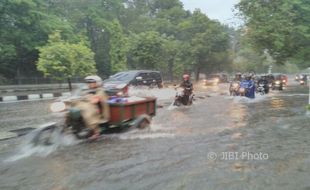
[[173, 87, 194, 106], [203, 74, 228, 86], [103, 70, 163, 96], [299, 74, 308, 85], [31, 88, 156, 146], [272, 74, 286, 90]]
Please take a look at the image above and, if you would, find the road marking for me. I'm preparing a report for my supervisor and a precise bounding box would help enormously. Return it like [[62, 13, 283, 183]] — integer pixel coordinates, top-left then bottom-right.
[[42, 93, 54, 98], [2, 96, 18, 102], [28, 94, 40, 100]]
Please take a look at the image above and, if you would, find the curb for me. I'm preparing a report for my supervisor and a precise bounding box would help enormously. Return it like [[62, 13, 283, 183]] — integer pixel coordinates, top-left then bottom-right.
[[0, 87, 69, 94], [0, 92, 71, 103]]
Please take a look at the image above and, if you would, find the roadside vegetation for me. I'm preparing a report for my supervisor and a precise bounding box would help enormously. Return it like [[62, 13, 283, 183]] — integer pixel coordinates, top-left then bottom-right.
[[0, 0, 309, 84]]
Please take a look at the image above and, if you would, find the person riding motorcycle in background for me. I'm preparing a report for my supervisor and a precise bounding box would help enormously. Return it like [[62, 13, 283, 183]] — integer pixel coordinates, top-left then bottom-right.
[[257, 75, 269, 93], [177, 74, 193, 94], [234, 73, 242, 82], [244, 75, 255, 99], [73, 75, 110, 139]]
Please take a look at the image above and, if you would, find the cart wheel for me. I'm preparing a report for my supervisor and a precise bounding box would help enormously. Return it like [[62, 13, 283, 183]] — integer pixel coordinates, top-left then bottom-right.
[[138, 119, 150, 129], [134, 115, 151, 129]]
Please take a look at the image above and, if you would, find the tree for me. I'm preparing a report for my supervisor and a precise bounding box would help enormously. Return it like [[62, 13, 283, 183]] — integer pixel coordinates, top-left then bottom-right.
[[128, 31, 164, 70], [37, 31, 97, 90], [236, 0, 310, 66], [0, 0, 74, 82], [179, 10, 231, 80]]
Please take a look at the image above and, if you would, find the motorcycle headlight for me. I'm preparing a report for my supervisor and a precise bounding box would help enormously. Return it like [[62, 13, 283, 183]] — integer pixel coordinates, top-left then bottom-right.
[[232, 83, 239, 88], [50, 102, 66, 113], [282, 80, 286, 83], [275, 81, 280, 84]]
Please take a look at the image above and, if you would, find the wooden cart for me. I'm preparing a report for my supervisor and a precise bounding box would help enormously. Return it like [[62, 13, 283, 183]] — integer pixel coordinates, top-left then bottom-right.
[[101, 97, 157, 131]]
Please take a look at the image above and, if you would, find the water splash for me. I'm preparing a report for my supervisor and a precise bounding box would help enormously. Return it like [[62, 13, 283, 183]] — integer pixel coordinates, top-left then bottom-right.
[[4, 124, 79, 162], [128, 86, 175, 100]]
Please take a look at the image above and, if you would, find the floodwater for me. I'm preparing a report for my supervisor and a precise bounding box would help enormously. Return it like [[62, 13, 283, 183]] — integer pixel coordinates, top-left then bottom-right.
[[0, 83, 310, 190]]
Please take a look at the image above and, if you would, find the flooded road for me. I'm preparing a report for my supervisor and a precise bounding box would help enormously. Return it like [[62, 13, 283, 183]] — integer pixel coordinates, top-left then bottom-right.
[[0, 84, 310, 190]]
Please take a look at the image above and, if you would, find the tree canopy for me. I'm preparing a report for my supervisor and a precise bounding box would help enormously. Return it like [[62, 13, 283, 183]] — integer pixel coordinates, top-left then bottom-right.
[[37, 31, 97, 81], [3, 0, 306, 84], [236, 0, 310, 67]]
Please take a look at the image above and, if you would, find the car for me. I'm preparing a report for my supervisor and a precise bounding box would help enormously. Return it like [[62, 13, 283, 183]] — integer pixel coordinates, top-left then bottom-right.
[[203, 74, 221, 86], [103, 70, 163, 96], [203, 73, 228, 86], [272, 74, 287, 90]]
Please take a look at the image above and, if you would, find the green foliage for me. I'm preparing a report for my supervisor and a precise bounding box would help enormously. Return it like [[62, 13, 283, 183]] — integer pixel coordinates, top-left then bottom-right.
[[37, 31, 96, 80], [128, 31, 164, 69], [1, 0, 234, 82], [236, 0, 310, 67]]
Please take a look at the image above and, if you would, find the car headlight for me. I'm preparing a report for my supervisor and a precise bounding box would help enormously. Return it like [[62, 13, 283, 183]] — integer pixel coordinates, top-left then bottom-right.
[[214, 78, 220, 83], [282, 80, 286, 83], [275, 81, 280, 84], [116, 84, 127, 89], [50, 102, 66, 112]]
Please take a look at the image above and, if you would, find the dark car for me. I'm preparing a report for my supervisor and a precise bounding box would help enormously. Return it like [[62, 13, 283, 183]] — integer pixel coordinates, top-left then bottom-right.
[[103, 70, 163, 96]]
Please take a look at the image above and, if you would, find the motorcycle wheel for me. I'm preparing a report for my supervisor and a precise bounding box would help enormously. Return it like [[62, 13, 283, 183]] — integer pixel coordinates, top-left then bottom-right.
[[31, 124, 57, 146], [173, 99, 181, 106]]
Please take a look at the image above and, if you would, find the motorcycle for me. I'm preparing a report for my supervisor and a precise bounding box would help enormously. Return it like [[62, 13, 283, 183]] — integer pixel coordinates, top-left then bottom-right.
[[31, 88, 156, 146], [300, 79, 307, 85], [238, 81, 248, 96], [229, 81, 240, 96], [256, 83, 265, 95], [173, 87, 194, 106], [256, 81, 269, 95]]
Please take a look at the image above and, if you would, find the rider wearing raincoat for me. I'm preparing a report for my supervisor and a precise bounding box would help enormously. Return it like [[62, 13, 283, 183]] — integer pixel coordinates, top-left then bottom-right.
[[244, 75, 255, 99]]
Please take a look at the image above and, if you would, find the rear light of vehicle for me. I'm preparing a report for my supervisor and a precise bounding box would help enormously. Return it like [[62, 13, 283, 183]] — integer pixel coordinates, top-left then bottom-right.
[[123, 85, 129, 96]]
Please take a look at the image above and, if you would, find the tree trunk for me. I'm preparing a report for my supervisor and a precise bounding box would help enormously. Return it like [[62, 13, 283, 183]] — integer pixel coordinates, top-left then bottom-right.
[[67, 77, 72, 91], [168, 58, 174, 81], [195, 67, 200, 82]]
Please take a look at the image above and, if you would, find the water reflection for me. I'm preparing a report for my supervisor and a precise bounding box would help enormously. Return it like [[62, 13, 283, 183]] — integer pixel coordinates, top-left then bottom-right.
[[228, 104, 247, 128], [270, 97, 286, 110]]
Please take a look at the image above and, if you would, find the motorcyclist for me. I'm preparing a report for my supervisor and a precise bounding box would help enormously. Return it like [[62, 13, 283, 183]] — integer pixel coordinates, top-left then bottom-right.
[[234, 73, 242, 82], [178, 74, 193, 94], [301, 74, 308, 84], [257, 75, 269, 93], [244, 75, 255, 99], [74, 75, 110, 139]]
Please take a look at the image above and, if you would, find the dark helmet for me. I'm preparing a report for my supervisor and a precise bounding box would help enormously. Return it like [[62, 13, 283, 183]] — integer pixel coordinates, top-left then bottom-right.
[[245, 75, 251, 80]]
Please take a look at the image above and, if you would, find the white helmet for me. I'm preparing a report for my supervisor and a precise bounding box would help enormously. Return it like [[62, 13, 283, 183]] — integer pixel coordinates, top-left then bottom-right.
[[84, 75, 102, 87]]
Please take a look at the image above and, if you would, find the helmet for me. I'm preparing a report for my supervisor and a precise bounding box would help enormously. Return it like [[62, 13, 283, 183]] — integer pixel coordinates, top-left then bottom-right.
[[84, 75, 102, 87], [183, 74, 190, 81], [245, 75, 251, 80]]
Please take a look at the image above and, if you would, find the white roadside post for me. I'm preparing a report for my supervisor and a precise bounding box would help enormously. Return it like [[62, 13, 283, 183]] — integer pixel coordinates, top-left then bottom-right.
[[308, 67, 310, 106]]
